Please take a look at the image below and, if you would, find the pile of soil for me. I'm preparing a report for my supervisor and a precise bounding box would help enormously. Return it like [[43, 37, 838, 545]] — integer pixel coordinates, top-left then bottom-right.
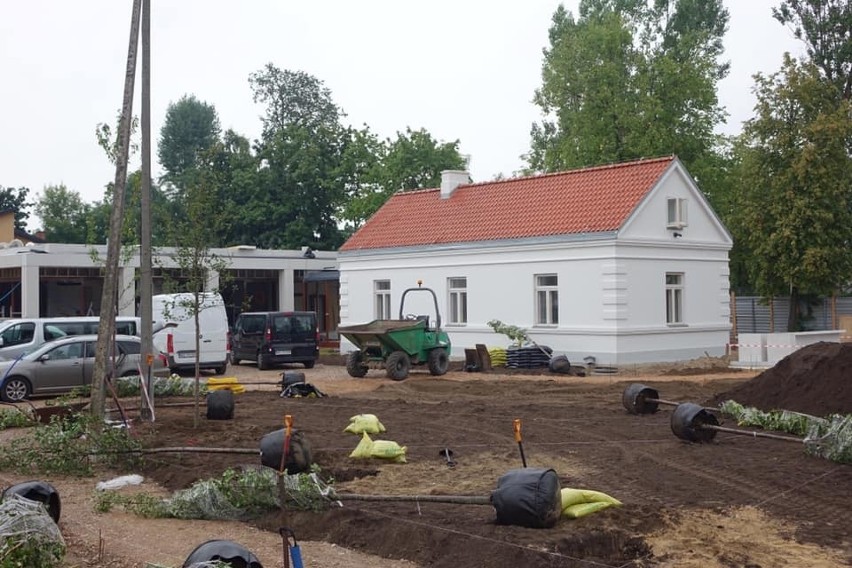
[[709, 342, 852, 416]]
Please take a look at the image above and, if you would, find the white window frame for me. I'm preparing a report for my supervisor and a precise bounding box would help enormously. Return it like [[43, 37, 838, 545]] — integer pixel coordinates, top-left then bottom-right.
[[666, 272, 684, 325], [534, 274, 559, 326], [667, 197, 688, 229], [374, 280, 391, 319], [447, 277, 467, 325]]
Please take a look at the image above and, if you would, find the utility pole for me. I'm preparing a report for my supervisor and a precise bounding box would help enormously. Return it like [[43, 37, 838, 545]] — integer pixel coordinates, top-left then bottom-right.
[[91, 0, 142, 417], [140, 0, 154, 420]]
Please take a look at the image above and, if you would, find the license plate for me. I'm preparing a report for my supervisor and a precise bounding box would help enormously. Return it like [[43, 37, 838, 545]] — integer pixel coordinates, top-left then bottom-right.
[[178, 351, 195, 358], [276, 349, 291, 355]]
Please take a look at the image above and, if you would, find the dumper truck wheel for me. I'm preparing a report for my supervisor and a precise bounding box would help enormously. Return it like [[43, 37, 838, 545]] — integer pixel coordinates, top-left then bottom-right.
[[346, 351, 369, 378], [427, 348, 449, 376], [385, 351, 411, 381]]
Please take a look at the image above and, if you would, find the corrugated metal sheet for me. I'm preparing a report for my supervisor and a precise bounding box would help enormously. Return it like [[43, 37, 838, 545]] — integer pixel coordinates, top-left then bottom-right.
[[733, 295, 852, 335]]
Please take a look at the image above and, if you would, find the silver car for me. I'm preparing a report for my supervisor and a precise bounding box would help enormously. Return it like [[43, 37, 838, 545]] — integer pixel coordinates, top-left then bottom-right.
[[0, 334, 169, 402]]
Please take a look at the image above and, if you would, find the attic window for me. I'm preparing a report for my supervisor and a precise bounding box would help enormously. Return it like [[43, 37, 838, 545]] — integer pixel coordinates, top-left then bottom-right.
[[667, 198, 688, 229]]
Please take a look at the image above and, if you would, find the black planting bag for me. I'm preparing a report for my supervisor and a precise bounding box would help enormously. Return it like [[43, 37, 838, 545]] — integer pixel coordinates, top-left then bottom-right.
[[490, 468, 562, 528], [259, 428, 313, 473], [182, 539, 263, 567]]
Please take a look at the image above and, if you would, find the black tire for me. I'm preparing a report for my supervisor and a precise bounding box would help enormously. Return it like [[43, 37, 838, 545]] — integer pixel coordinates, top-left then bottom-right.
[[257, 352, 269, 371], [427, 348, 449, 376], [346, 351, 368, 378], [385, 351, 411, 381], [303, 359, 316, 369], [231, 355, 241, 365], [213, 362, 228, 375], [1, 376, 31, 403]]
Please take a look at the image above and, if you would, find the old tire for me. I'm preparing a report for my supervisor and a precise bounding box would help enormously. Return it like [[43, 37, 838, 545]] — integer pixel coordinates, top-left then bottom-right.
[[0, 376, 31, 403], [346, 351, 368, 378], [213, 362, 228, 375], [427, 348, 449, 376], [385, 351, 411, 381], [256, 352, 269, 371], [303, 359, 316, 369]]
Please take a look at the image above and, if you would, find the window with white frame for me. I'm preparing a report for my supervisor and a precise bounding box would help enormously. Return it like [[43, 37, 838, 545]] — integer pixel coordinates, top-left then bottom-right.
[[666, 273, 684, 324], [374, 280, 391, 319], [535, 274, 559, 325], [667, 197, 688, 229], [447, 277, 467, 325]]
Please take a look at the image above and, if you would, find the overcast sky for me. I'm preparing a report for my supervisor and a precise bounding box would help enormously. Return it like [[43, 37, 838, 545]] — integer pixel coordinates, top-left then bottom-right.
[[1, 1, 804, 228]]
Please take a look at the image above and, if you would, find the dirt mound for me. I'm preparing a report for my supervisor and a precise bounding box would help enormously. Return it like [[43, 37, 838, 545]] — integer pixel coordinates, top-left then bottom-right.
[[709, 342, 852, 416]]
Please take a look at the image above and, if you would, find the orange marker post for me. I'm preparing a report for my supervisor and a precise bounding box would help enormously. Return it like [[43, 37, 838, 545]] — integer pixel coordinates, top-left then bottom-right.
[[279, 414, 294, 473], [513, 418, 527, 468]]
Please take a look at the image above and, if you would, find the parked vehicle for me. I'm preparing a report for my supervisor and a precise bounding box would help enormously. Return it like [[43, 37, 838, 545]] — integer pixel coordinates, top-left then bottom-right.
[[0, 334, 170, 402], [231, 311, 318, 370], [339, 284, 451, 381], [0, 316, 144, 360], [151, 292, 229, 375]]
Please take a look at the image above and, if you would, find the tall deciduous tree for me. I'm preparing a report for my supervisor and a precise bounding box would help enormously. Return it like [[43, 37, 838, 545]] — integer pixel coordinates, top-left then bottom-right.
[[730, 55, 852, 330], [341, 127, 467, 230], [773, 0, 852, 100], [158, 94, 221, 189], [248, 65, 346, 249], [528, 0, 729, 190], [34, 184, 91, 243], [0, 186, 32, 230]]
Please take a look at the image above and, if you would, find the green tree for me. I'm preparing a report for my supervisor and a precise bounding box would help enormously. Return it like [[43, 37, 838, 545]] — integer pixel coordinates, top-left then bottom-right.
[[773, 0, 852, 99], [730, 55, 852, 330], [34, 184, 92, 243], [0, 186, 33, 230], [161, 145, 231, 428], [341, 127, 467, 230], [528, 0, 729, 187], [248, 64, 346, 249], [158, 95, 221, 188], [206, 130, 265, 247]]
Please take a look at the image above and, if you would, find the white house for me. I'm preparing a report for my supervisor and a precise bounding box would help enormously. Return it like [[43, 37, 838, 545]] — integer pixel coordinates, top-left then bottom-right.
[[337, 156, 733, 365]]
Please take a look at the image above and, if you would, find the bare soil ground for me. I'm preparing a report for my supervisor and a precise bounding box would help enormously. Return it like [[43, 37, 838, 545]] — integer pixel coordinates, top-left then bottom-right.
[[3, 353, 851, 567]]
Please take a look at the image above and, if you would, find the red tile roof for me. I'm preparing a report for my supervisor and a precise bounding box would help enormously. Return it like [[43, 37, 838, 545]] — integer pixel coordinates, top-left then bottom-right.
[[340, 156, 675, 251]]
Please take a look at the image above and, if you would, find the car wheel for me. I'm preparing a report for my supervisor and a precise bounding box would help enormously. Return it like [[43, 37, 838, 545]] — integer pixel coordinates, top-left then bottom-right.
[[1, 376, 31, 403], [214, 362, 227, 375], [303, 359, 315, 369], [256, 352, 269, 371]]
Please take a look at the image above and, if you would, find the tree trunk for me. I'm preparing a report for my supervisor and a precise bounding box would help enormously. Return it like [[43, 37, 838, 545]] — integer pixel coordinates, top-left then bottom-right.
[[91, 0, 142, 418], [787, 286, 800, 332]]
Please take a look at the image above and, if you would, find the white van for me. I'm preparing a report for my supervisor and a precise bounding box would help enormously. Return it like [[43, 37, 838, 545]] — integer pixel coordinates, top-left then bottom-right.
[[151, 292, 229, 375], [0, 316, 144, 360]]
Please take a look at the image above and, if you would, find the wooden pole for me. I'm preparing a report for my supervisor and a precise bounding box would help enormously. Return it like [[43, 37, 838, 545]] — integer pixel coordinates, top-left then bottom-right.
[[139, 0, 154, 420]]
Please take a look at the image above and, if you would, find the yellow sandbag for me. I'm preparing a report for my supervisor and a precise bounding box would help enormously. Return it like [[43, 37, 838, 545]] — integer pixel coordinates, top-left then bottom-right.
[[349, 432, 374, 458], [560, 489, 588, 509], [562, 501, 613, 519], [370, 440, 407, 464], [343, 414, 386, 435], [208, 377, 240, 386], [207, 383, 246, 394], [560, 488, 622, 510]]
